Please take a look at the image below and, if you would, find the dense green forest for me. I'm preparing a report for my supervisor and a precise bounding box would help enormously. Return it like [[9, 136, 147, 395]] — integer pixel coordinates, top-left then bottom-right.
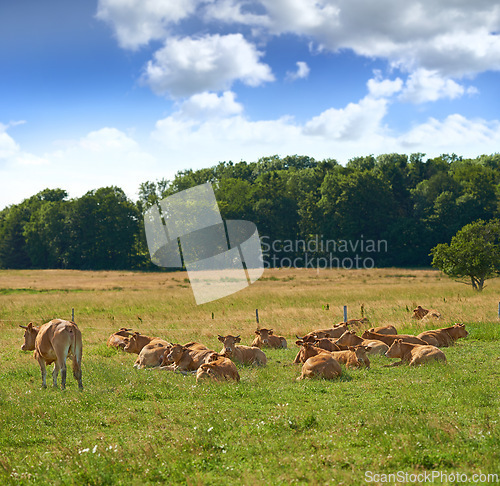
[[1, 152, 499, 270]]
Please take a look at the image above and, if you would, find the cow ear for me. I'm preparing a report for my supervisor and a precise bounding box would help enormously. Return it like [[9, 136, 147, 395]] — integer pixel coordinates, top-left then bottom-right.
[[235, 336, 241, 343], [348, 346, 355, 351], [364, 345, 372, 351], [268, 329, 273, 335], [255, 330, 260, 335], [217, 335, 224, 342], [295, 340, 303, 346]]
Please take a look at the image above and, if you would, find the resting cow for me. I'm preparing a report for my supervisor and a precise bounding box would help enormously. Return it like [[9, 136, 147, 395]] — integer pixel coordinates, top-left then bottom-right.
[[218, 335, 267, 366], [293, 342, 332, 364], [297, 354, 342, 380], [369, 325, 397, 335], [134, 342, 171, 369], [124, 332, 168, 354], [417, 324, 468, 347], [412, 305, 441, 320], [162, 344, 215, 372], [251, 328, 287, 349], [107, 327, 132, 349], [385, 339, 447, 366], [312, 338, 342, 352], [196, 355, 240, 383], [361, 330, 427, 346], [297, 322, 350, 341], [20, 319, 83, 390], [333, 330, 389, 355], [330, 346, 371, 369]]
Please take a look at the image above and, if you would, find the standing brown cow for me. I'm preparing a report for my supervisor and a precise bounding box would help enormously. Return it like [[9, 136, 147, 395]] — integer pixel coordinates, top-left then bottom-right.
[[20, 319, 83, 390]]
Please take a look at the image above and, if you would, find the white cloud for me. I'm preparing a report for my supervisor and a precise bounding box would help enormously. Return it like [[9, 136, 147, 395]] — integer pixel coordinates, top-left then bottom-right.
[[142, 34, 275, 97], [96, 0, 198, 50], [197, 1, 500, 79], [0, 127, 158, 209], [0, 127, 20, 160], [399, 69, 473, 104], [400, 114, 500, 151], [175, 91, 244, 119], [286, 61, 310, 81], [367, 72, 403, 98]]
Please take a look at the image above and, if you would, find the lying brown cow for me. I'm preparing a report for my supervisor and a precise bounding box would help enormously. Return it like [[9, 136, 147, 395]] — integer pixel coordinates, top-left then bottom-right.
[[20, 319, 83, 390], [218, 335, 267, 365], [124, 332, 168, 354], [417, 324, 468, 347], [312, 338, 342, 352], [333, 330, 389, 355], [298, 322, 350, 341], [251, 328, 287, 349], [162, 344, 215, 372], [107, 327, 132, 349], [331, 346, 371, 369], [297, 354, 342, 380], [361, 330, 427, 346], [134, 342, 171, 369], [385, 339, 447, 366], [412, 305, 441, 320], [196, 355, 240, 383], [293, 342, 332, 364], [369, 325, 397, 335]]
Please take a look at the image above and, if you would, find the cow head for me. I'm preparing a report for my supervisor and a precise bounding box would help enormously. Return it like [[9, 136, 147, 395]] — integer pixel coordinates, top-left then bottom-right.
[[334, 330, 360, 347], [123, 332, 144, 353], [165, 344, 186, 364], [218, 335, 240, 355], [299, 343, 320, 361], [350, 345, 371, 368], [385, 339, 404, 359], [19, 322, 38, 351], [255, 328, 273, 344], [412, 305, 429, 319], [450, 323, 469, 340], [296, 333, 317, 343]]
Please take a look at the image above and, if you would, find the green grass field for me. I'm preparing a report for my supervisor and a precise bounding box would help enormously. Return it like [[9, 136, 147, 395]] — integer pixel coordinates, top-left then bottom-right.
[[0, 268, 499, 485]]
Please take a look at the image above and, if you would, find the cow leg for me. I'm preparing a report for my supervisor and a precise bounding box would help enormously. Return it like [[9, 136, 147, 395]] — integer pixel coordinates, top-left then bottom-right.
[[38, 358, 48, 388], [383, 361, 404, 367], [52, 362, 60, 388], [71, 356, 83, 389]]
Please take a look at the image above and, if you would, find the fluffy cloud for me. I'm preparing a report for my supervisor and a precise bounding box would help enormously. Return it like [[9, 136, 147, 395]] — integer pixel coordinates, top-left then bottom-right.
[[399, 69, 478, 104], [202, 0, 500, 78], [367, 72, 403, 98], [96, 0, 198, 50], [303, 96, 390, 141], [142, 34, 275, 97], [286, 61, 310, 81], [400, 114, 500, 150]]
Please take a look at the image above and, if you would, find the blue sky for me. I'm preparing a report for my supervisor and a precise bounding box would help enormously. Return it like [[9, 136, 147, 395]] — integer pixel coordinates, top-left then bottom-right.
[[1, 0, 500, 209]]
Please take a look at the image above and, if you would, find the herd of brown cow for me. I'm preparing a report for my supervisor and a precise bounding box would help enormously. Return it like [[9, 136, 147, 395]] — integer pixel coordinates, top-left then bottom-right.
[[19, 306, 468, 388]]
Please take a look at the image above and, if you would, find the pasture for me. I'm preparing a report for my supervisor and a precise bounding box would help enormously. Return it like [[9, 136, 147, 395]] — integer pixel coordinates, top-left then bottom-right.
[[0, 268, 499, 485]]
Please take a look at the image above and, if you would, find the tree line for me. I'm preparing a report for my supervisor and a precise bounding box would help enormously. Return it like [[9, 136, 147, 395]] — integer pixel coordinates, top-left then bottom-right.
[[1, 152, 499, 270]]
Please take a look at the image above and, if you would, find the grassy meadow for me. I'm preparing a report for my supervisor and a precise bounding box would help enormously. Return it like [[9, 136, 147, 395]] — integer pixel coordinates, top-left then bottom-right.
[[0, 268, 499, 485]]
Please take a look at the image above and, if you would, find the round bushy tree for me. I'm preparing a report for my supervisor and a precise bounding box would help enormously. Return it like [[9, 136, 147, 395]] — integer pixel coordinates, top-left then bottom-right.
[[430, 219, 500, 291]]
